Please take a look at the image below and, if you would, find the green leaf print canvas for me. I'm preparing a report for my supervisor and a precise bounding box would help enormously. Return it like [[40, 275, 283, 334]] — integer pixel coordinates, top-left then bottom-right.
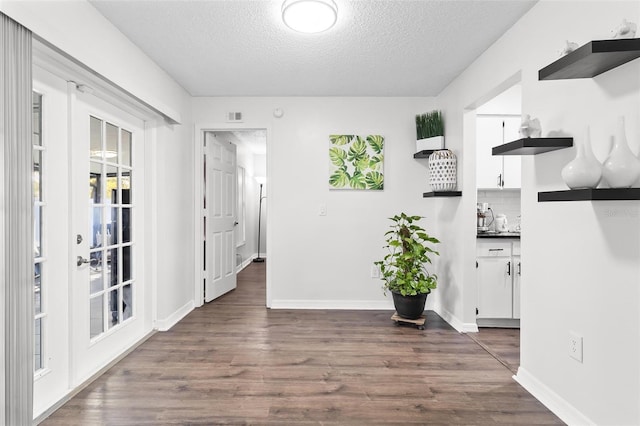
[[328, 135, 384, 190]]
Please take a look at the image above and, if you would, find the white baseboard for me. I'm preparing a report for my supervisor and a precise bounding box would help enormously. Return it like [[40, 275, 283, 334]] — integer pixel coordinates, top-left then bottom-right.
[[156, 300, 194, 331], [476, 318, 520, 328], [236, 256, 253, 272], [235, 253, 267, 272], [270, 299, 394, 310], [514, 367, 595, 426], [436, 307, 478, 333]]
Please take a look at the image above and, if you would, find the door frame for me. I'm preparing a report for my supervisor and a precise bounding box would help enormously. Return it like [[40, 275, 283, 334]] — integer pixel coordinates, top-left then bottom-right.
[[193, 123, 272, 308], [464, 70, 522, 330]]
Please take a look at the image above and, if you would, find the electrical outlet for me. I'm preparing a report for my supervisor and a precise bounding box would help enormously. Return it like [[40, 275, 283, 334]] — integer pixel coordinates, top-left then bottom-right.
[[319, 203, 327, 216], [370, 265, 380, 279], [569, 331, 583, 362]]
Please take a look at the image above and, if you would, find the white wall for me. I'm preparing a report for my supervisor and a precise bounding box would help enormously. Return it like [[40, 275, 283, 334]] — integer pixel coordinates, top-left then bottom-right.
[[235, 144, 266, 265], [253, 153, 268, 259], [192, 97, 440, 309], [0, 0, 195, 328], [437, 1, 640, 424], [154, 119, 195, 325]]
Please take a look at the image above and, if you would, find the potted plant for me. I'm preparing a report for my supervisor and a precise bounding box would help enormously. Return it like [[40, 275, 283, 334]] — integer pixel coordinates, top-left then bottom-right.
[[374, 213, 440, 319], [415, 110, 444, 152]]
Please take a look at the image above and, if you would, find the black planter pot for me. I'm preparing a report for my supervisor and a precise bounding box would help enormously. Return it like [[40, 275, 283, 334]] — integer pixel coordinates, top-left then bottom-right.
[[392, 291, 429, 320]]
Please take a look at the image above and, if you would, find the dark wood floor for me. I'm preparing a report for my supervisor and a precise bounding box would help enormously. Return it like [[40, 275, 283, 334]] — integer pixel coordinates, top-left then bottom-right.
[[468, 328, 520, 374], [41, 263, 562, 425]]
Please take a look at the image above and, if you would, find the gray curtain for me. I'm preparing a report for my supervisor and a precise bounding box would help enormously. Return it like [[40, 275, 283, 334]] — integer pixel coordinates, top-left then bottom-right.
[[1, 12, 34, 425]]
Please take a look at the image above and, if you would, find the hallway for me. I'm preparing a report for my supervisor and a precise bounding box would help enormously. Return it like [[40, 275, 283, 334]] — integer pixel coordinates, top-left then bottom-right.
[[41, 263, 561, 424]]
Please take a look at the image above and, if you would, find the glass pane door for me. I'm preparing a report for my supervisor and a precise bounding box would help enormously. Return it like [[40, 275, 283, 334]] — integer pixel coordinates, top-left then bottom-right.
[[71, 91, 146, 386], [32, 92, 45, 373], [87, 117, 135, 339]]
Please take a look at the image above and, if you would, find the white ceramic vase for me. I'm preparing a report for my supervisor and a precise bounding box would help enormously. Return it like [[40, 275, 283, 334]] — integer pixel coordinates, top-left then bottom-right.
[[602, 116, 640, 188], [428, 149, 457, 191], [561, 126, 602, 189]]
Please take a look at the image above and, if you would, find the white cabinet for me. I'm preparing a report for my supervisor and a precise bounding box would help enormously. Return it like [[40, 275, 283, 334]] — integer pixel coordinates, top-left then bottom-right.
[[512, 241, 521, 320], [476, 115, 521, 189], [477, 256, 512, 318], [476, 240, 520, 326], [513, 255, 521, 319]]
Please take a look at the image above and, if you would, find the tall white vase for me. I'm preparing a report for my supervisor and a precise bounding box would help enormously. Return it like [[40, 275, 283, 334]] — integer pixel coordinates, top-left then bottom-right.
[[428, 149, 457, 191], [602, 116, 640, 188], [561, 126, 602, 189]]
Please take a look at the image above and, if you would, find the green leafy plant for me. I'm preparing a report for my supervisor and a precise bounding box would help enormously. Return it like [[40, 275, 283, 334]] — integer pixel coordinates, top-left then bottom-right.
[[415, 110, 444, 140], [329, 134, 384, 190], [374, 213, 440, 296]]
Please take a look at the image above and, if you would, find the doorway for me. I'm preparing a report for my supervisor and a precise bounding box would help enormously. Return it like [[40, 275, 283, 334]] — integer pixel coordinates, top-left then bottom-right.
[[196, 129, 267, 305], [473, 80, 523, 372]]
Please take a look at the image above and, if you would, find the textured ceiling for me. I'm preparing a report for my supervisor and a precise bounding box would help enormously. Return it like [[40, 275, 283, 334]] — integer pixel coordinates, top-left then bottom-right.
[[90, 0, 537, 97], [218, 130, 267, 155]]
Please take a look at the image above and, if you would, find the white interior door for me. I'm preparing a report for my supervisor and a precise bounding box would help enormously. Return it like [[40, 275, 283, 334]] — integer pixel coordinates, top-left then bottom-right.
[[204, 132, 237, 302], [70, 90, 147, 384]]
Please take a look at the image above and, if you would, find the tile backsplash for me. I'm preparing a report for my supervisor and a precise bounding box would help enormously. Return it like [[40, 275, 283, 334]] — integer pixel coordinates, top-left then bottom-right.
[[477, 189, 521, 232]]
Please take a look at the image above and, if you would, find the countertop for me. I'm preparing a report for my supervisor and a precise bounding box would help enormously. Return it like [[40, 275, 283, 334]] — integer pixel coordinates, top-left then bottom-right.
[[477, 232, 521, 239]]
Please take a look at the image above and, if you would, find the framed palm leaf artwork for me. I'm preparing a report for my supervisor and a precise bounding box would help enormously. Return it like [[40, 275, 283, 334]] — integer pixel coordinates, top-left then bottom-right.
[[328, 135, 384, 190]]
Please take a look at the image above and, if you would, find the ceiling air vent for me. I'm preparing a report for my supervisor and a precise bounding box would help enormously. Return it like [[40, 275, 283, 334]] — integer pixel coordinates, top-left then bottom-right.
[[227, 112, 243, 122]]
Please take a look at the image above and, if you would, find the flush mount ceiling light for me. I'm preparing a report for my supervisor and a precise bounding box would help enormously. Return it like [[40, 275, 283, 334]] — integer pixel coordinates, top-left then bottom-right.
[[282, 0, 338, 34]]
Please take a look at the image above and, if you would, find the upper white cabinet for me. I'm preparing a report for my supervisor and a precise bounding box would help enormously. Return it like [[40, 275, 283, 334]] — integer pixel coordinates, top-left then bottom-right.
[[476, 115, 521, 189]]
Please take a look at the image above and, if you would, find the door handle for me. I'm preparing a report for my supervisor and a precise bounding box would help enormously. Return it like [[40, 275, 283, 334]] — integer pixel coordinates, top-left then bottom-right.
[[518, 262, 521, 276], [77, 256, 90, 267], [507, 261, 511, 276]]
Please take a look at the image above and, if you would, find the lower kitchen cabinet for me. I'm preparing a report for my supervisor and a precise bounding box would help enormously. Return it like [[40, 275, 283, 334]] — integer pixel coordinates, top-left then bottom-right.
[[513, 254, 521, 319], [476, 240, 520, 327]]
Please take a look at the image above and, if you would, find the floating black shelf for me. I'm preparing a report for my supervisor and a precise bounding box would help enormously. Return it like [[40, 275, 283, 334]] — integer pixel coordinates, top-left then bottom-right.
[[413, 150, 437, 159], [423, 191, 462, 198], [492, 137, 573, 156], [538, 188, 640, 202], [539, 38, 640, 80]]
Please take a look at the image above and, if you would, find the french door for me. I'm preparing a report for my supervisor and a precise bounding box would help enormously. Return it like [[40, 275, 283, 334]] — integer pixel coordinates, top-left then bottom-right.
[[32, 66, 72, 418], [70, 90, 146, 384], [204, 132, 237, 302], [32, 66, 151, 417]]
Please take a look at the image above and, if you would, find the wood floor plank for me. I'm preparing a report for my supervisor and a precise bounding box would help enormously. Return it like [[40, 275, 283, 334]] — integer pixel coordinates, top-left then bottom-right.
[[40, 263, 563, 425], [468, 327, 521, 373]]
